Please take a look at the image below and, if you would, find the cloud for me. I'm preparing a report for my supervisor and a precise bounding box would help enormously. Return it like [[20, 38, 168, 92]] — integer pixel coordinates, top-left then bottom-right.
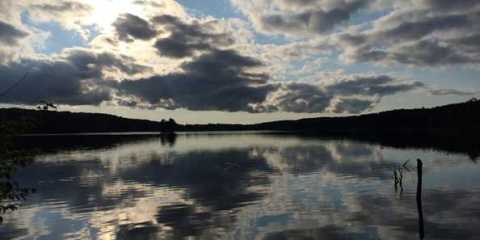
[[429, 89, 477, 96], [107, 11, 423, 114], [0, 2, 51, 64], [250, 83, 332, 113], [232, 0, 480, 67], [30, 1, 92, 13], [152, 15, 234, 58], [329, 97, 378, 114], [63, 48, 151, 76], [0, 0, 458, 114], [27, 1, 94, 36], [231, 0, 370, 36], [0, 20, 28, 45], [260, 0, 369, 35], [324, 75, 424, 96], [113, 13, 157, 42], [0, 60, 109, 105], [251, 74, 423, 113], [0, 48, 150, 105], [115, 49, 273, 111], [345, 38, 480, 66], [390, 40, 478, 66], [132, 0, 188, 17], [414, 0, 480, 12], [116, 57, 422, 113], [335, 1, 480, 66]]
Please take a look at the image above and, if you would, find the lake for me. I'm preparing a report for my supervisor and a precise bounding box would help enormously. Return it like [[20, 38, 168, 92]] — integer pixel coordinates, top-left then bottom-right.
[[1, 133, 480, 239]]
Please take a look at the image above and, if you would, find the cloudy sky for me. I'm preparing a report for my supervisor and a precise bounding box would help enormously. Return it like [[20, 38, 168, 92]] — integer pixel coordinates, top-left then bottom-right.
[[0, 0, 479, 123]]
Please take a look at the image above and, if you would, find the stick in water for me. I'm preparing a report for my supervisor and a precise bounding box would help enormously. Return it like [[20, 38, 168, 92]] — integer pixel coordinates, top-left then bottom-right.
[[417, 159, 425, 239]]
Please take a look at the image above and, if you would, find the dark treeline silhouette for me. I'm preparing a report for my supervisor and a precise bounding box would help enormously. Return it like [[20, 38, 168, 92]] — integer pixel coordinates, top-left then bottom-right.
[[252, 99, 480, 135], [249, 99, 480, 159], [1, 100, 480, 157], [4, 99, 480, 134], [0, 108, 178, 133], [182, 99, 480, 136]]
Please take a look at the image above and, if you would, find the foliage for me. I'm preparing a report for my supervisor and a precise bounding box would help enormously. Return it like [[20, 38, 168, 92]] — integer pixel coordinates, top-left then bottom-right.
[[0, 121, 35, 224]]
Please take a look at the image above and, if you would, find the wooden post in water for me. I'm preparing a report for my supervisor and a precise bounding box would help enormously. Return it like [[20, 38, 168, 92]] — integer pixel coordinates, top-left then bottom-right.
[[416, 159, 425, 239]]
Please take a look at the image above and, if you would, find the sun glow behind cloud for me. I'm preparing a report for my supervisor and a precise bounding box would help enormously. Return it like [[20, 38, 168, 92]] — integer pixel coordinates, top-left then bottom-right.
[[86, 0, 145, 31], [82, 0, 187, 34], [0, 0, 479, 123]]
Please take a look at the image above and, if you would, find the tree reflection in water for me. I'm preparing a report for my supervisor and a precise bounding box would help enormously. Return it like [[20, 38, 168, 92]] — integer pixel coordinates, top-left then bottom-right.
[[1, 134, 480, 239], [0, 135, 35, 224], [1, 133, 178, 225]]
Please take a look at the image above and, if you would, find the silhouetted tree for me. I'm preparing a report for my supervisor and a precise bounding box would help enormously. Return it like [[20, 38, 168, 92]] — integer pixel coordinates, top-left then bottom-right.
[[160, 118, 178, 132], [37, 101, 58, 111]]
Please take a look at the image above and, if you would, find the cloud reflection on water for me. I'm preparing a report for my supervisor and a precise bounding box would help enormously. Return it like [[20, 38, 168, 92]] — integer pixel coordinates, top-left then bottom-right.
[[1, 134, 480, 239]]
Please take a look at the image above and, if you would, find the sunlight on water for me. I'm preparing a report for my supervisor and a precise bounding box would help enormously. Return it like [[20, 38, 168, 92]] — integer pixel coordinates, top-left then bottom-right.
[[1, 133, 480, 239]]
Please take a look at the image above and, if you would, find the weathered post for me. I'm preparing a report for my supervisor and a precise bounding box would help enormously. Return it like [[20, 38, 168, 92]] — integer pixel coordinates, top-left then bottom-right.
[[416, 159, 424, 239]]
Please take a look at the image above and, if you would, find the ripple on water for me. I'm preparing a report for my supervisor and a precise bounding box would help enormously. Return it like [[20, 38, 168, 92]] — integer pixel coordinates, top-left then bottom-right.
[[3, 134, 480, 240]]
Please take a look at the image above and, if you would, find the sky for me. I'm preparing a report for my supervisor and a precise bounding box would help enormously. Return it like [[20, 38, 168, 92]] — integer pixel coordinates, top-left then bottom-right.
[[0, 0, 479, 124]]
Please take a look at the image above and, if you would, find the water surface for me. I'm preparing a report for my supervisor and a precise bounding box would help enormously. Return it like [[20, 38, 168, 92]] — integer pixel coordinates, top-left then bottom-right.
[[1, 133, 480, 239]]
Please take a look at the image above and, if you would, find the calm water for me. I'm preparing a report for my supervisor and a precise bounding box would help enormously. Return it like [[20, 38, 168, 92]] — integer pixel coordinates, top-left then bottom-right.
[[1, 133, 480, 239]]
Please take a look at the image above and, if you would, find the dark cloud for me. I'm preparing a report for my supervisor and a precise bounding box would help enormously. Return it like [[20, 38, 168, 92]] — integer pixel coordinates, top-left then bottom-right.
[[417, 0, 480, 12], [232, 0, 371, 36], [235, 0, 480, 67], [277, 83, 332, 113], [337, 4, 480, 66], [345, 45, 388, 63], [376, 13, 473, 43], [0, 21, 28, 45], [251, 83, 333, 113], [0, 3, 432, 113], [113, 13, 157, 42], [0, 48, 149, 105], [152, 15, 234, 58], [107, 10, 422, 114], [64, 48, 150, 76], [115, 49, 422, 113], [338, 33, 367, 46], [30, 1, 93, 13], [127, 52, 423, 113], [325, 75, 424, 96], [391, 40, 478, 66], [0, 59, 110, 105], [260, 0, 369, 35], [116, 49, 273, 111], [331, 98, 377, 114], [350, 39, 480, 66], [429, 89, 477, 96], [254, 75, 423, 113], [451, 34, 480, 49], [111, 12, 423, 114], [277, 0, 318, 7]]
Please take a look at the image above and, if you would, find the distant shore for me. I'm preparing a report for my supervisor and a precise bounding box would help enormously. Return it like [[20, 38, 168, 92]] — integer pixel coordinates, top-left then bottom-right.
[[1, 99, 480, 137]]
